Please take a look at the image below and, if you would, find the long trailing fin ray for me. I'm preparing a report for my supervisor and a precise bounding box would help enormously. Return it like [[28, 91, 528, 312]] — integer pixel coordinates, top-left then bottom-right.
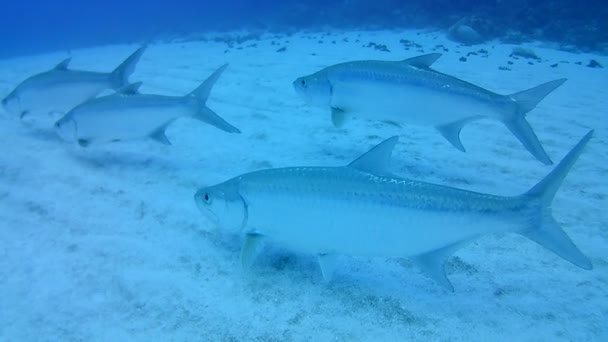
[[519, 130, 594, 270], [110, 46, 147, 89], [348, 136, 399, 174]]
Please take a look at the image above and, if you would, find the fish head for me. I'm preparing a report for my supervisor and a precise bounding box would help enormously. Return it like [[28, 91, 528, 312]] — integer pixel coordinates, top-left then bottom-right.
[[54, 114, 78, 142], [195, 180, 247, 233], [293, 72, 332, 106]]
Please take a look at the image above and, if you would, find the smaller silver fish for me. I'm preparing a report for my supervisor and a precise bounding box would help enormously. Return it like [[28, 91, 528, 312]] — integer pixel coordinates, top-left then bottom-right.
[[293, 53, 565, 165], [54, 64, 240, 147], [2, 47, 146, 119]]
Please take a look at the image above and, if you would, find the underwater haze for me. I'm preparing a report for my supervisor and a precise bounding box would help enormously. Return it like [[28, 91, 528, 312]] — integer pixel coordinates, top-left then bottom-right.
[[3, 0, 608, 57], [1, 0, 607, 341]]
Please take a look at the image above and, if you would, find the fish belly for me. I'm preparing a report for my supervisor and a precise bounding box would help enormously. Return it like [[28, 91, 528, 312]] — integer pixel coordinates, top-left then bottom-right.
[[77, 104, 189, 141], [246, 190, 507, 257], [25, 82, 108, 114], [331, 80, 498, 126]]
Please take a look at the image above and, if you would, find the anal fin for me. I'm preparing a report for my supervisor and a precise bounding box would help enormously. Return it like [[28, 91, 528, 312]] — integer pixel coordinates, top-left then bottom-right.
[[241, 233, 264, 269], [412, 241, 468, 292], [436, 118, 478, 152], [317, 254, 338, 282]]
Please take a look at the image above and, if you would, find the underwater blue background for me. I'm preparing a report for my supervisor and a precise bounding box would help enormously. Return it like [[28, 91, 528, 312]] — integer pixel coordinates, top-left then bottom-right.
[[2, 0, 607, 58]]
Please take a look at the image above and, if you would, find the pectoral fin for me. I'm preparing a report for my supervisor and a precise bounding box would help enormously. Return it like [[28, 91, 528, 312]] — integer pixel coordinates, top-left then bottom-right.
[[412, 241, 468, 292], [317, 254, 338, 282], [331, 107, 347, 128], [241, 233, 264, 269], [402, 53, 442, 68]]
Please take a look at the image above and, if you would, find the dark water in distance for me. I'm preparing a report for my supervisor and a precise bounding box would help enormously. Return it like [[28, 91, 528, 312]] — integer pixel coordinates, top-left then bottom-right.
[[1, 0, 607, 58]]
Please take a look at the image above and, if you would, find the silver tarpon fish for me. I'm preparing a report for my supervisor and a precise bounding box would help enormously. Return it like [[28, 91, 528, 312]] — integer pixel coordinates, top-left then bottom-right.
[[195, 132, 593, 291], [293, 53, 566, 165], [54, 64, 240, 147], [2, 47, 146, 119]]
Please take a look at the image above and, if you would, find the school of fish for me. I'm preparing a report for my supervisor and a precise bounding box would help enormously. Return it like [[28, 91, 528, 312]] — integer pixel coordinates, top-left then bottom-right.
[[1, 46, 595, 291]]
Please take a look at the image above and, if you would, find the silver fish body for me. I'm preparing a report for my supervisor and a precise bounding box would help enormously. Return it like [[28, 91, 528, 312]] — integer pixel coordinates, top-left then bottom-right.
[[293, 54, 566, 165], [234, 166, 523, 257], [55, 64, 240, 147], [2, 47, 146, 119], [195, 132, 593, 290]]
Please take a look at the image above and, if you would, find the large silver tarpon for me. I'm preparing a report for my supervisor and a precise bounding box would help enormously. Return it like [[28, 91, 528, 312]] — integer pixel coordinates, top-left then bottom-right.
[[195, 132, 593, 290]]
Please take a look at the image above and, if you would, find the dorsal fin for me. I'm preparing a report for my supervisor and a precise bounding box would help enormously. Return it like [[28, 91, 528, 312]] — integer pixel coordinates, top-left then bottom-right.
[[54, 58, 71, 70], [348, 136, 398, 174], [117, 82, 142, 95], [401, 53, 442, 68]]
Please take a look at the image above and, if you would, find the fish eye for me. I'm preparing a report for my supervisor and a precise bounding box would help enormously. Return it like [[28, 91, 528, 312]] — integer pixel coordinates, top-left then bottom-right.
[[203, 193, 213, 204], [301, 79, 306, 86]]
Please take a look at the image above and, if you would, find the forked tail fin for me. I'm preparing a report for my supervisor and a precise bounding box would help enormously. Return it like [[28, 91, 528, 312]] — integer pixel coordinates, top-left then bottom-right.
[[110, 46, 147, 89], [519, 130, 593, 269], [503, 78, 567, 165], [188, 64, 241, 134]]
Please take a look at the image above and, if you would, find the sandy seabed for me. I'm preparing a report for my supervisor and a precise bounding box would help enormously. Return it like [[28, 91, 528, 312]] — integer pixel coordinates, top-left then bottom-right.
[[0, 29, 606, 341]]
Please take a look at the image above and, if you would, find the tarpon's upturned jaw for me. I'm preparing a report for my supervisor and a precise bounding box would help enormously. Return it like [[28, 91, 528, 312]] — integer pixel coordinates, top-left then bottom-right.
[[54, 116, 78, 142]]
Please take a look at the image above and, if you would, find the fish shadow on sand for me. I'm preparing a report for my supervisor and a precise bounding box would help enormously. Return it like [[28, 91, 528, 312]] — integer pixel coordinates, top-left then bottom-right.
[[66, 148, 183, 173], [22, 125, 65, 143]]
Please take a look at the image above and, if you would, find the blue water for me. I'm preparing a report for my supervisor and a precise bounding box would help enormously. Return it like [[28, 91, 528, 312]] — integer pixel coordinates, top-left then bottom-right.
[[2, 0, 607, 58]]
